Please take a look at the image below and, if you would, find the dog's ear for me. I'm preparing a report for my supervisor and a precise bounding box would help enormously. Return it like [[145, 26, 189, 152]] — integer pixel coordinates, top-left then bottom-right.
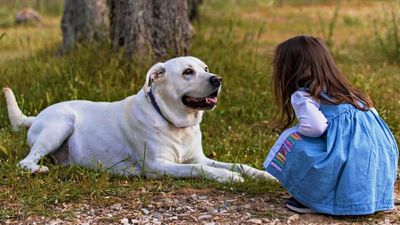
[[143, 62, 166, 92]]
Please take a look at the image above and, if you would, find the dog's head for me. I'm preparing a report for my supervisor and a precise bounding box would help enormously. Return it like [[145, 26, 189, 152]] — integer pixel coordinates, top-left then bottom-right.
[[143, 56, 222, 127]]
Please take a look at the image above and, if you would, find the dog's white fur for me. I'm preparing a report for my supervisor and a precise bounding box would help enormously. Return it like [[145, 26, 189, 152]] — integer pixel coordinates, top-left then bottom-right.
[[4, 56, 275, 182]]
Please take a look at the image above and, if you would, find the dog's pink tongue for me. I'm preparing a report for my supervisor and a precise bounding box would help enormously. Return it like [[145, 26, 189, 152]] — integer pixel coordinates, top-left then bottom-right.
[[207, 96, 217, 103]]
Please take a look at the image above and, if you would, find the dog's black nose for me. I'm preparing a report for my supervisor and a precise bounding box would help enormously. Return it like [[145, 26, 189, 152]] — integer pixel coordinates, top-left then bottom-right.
[[209, 76, 222, 87]]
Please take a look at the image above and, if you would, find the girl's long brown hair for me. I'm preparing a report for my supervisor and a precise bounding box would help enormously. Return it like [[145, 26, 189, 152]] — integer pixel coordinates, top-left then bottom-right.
[[271, 35, 373, 130]]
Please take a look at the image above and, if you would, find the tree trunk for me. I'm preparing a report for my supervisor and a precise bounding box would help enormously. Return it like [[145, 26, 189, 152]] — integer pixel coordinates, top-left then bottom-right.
[[61, 0, 109, 53], [109, 0, 193, 60], [187, 0, 203, 21]]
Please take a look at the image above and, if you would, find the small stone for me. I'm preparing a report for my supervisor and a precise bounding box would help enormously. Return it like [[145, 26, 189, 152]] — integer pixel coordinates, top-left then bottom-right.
[[270, 218, 280, 225], [198, 195, 207, 200], [153, 212, 163, 220], [190, 194, 198, 200], [120, 218, 130, 225], [241, 204, 251, 209], [205, 206, 218, 214], [160, 198, 175, 207], [287, 214, 299, 222], [141, 208, 150, 215], [198, 214, 212, 220], [247, 218, 262, 224], [229, 205, 238, 211], [190, 215, 198, 222], [262, 218, 271, 222], [48, 219, 62, 225], [131, 219, 140, 224], [110, 203, 122, 210]]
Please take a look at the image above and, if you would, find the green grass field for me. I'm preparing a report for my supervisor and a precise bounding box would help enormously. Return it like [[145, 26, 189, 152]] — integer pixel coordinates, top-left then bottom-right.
[[0, 0, 399, 221]]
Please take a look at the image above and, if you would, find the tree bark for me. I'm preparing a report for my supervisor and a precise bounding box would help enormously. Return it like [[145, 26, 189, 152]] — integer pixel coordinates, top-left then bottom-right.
[[61, 0, 109, 53], [187, 0, 203, 21], [109, 0, 193, 60]]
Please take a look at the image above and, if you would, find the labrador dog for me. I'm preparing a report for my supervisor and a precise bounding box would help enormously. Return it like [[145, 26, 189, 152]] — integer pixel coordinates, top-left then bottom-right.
[[3, 56, 275, 182]]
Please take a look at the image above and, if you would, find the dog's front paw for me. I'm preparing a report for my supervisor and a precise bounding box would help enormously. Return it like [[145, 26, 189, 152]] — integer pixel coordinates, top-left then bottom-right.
[[19, 161, 49, 174], [237, 164, 277, 182], [256, 170, 278, 182], [215, 171, 244, 183]]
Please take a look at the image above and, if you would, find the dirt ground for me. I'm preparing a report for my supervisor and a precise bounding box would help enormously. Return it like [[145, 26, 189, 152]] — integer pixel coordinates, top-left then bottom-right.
[[4, 185, 399, 225]]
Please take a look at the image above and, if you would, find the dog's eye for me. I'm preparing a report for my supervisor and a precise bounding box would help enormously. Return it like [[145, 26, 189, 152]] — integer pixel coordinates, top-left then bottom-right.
[[204, 67, 208, 72], [183, 68, 193, 75]]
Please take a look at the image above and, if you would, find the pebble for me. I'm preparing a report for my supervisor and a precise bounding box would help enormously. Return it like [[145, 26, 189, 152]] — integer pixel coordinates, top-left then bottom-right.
[[198, 195, 207, 200], [141, 208, 150, 215], [131, 219, 140, 224], [244, 212, 252, 218], [110, 203, 122, 210], [287, 214, 299, 222], [120, 218, 130, 225], [190, 194, 198, 200], [160, 197, 175, 207], [198, 214, 212, 220], [153, 212, 163, 220], [247, 218, 263, 224], [269, 218, 281, 225], [190, 215, 198, 222], [48, 219, 62, 225], [205, 206, 218, 214], [241, 204, 251, 209]]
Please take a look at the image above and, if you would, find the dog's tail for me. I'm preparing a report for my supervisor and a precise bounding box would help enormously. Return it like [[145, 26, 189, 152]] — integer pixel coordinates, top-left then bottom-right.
[[3, 87, 35, 131]]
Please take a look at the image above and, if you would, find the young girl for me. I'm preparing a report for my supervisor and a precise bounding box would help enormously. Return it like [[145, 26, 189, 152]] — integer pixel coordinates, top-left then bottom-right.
[[264, 35, 398, 215]]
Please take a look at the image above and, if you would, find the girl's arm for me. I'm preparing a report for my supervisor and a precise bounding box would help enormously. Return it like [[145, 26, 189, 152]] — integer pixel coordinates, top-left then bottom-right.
[[291, 90, 328, 137]]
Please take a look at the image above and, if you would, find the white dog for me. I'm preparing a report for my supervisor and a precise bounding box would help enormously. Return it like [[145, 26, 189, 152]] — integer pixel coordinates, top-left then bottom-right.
[[4, 56, 275, 182]]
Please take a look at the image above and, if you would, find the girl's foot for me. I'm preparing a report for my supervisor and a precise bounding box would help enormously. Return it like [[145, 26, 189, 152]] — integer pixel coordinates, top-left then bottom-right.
[[285, 197, 315, 214]]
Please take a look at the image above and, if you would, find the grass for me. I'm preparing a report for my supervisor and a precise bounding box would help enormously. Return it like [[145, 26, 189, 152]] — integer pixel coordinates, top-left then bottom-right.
[[374, 0, 400, 63], [0, 0, 399, 222]]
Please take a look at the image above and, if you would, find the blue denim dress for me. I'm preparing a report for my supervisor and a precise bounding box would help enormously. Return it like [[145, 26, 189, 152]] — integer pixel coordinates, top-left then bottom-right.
[[264, 102, 399, 215]]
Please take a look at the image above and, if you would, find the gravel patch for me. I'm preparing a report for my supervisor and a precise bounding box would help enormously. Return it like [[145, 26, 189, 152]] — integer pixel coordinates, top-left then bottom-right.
[[3, 186, 399, 225]]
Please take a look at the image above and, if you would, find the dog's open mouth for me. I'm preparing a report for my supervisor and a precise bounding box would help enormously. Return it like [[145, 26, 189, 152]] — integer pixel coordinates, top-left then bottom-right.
[[182, 90, 219, 109]]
